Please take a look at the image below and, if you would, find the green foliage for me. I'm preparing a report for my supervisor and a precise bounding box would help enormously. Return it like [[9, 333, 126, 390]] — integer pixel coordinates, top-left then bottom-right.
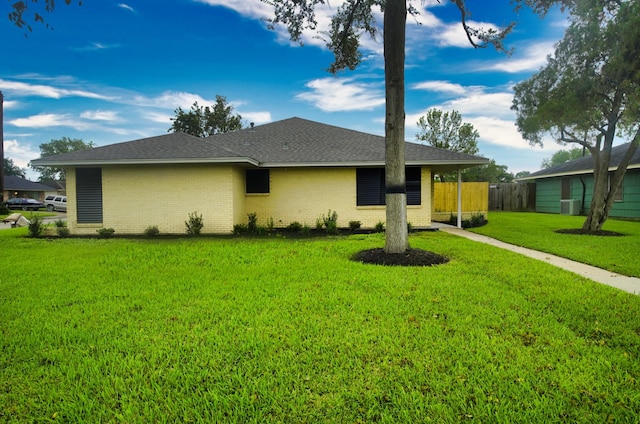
[[1, 231, 639, 422], [30, 137, 94, 181], [56, 227, 70, 238], [27, 215, 44, 237], [96, 228, 115, 238], [144, 226, 160, 237], [416, 109, 479, 155], [3, 158, 26, 178], [8, 0, 82, 35], [54, 219, 66, 228], [447, 213, 487, 229], [541, 147, 587, 169], [247, 212, 258, 233], [374, 221, 385, 233], [286, 221, 303, 232], [169, 96, 242, 137], [348, 220, 362, 231], [321, 210, 339, 235], [0, 204, 9, 215], [232, 224, 248, 235], [185, 212, 204, 236]]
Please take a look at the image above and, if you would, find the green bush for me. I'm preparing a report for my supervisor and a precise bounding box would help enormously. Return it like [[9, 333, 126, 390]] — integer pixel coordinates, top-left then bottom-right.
[[96, 228, 115, 238], [27, 215, 45, 238], [374, 221, 385, 233], [233, 224, 248, 235], [287, 221, 303, 232], [321, 210, 339, 235], [185, 212, 204, 235], [56, 227, 70, 238], [54, 219, 66, 228], [448, 213, 487, 229], [349, 220, 362, 231], [144, 225, 160, 237], [247, 212, 258, 233]]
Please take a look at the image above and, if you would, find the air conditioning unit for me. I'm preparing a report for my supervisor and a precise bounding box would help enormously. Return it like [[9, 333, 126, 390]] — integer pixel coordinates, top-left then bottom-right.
[[560, 199, 581, 215]]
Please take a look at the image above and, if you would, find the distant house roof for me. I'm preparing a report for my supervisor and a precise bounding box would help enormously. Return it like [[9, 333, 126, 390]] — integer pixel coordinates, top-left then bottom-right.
[[3, 175, 57, 192], [519, 142, 640, 181], [31, 117, 489, 171]]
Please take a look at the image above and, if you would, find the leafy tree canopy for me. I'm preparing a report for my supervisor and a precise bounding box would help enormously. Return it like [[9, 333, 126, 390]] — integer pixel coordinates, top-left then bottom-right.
[[416, 109, 480, 155], [541, 147, 586, 169], [512, 0, 640, 231], [7, 0, 82, 35], [30, 137, 94, 181], [169, 96, 243, 138], [3, 158, 26, 178]]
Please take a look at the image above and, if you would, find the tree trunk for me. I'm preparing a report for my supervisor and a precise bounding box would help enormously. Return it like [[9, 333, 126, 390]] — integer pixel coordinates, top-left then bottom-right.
[[383, 0, 408, 253]]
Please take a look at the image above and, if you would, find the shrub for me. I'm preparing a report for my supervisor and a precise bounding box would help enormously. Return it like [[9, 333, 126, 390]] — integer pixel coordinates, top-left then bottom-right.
[[27, 215, 45, 238], [233, 224, 248, 235], [247, 212, 258, 233], [56, 227, 70, 238], [54, 219, 66, 228], [321, 210, 339, 235], [374, 221, 385, 233], [144, 225, 160, 237], [349, 220, 362, 231], [407, 222, 413, 233], [97, 228, 115, 238], [448, 213, 487, 229], [287, 221, 303, 232], [185, 212, 204, 235], [266, 217, 274, 234], [0, 204, 9, 215]]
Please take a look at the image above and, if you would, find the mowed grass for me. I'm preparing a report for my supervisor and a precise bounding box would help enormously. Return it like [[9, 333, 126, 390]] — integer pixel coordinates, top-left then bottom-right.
[[469, 212, 640, 277], [1, 231, 639, 423]]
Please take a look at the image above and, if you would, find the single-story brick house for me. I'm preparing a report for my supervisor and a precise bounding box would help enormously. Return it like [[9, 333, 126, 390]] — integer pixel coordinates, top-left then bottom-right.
[[2, 175, 58, 202], [30, 117, 489, 235], [518, 142, 640, 218]]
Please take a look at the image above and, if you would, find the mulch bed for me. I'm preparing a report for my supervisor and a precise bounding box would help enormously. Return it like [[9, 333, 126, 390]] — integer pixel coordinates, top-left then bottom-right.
[[352, 248, 449, 267], [554, 228, 624, 236]]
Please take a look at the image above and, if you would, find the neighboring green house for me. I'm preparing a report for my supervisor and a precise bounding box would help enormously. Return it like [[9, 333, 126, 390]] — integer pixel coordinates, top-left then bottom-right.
[[519, 142, 640, 218], [30, 117, 489, 235]]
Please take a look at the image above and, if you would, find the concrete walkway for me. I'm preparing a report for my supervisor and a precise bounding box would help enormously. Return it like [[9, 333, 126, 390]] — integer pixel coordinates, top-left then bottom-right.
[[437, 225, 640, 295]]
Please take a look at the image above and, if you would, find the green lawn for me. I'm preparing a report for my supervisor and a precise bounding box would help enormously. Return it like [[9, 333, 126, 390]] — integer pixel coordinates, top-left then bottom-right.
[[1, 229, 639, 422], [470, 212, 640, 277]]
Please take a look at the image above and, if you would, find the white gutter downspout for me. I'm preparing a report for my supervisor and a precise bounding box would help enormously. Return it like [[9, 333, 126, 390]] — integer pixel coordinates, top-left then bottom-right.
[[457, 167, 462, 229]]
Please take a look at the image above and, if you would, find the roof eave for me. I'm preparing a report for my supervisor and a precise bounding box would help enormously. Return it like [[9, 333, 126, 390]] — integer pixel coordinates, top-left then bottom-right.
[[518, 162, 640, 181], [30, 157, 259, 167]]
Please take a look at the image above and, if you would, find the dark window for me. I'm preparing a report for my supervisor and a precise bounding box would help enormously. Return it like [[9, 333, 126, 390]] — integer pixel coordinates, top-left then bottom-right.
[[356, 167, 421, 206], [246, 169, 270, 193], [76, 168, 103, 223], [561, 177, 571, 200]]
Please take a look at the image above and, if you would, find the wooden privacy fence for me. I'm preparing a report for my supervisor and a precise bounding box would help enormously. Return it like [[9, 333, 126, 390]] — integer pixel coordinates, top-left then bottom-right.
[[489, 183, 536, 211], [432, 182, 488, 221]]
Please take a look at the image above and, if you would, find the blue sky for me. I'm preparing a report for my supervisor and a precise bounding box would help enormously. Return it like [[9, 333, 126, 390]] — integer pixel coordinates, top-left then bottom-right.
[[1, 0, 569, 180]]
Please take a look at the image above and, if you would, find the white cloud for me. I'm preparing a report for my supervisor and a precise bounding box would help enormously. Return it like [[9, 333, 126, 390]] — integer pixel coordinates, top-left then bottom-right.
[[480, 41, 555, 73], [241, 111, 272, 125], [3, 139, 41, 169], [412, 80, 478, 96], [296, 77, 384, 112], [80, 110, 120, 121], [0, 79, 110, 100], [9, 113, 93, 130], [118, 3, 135, 13]]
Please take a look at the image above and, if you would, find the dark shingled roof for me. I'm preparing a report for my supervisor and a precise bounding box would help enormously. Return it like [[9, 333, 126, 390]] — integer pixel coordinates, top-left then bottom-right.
[[3, 175, 57, 191], [31, 117, 489, 170], [519, 142, 640, 180]]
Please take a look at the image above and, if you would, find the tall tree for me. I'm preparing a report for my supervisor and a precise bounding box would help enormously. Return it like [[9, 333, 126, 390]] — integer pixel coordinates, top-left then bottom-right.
[[30, 137, 94, 181], [540, 147, 585, 169], [416, 109, 480, 155], [263, 0, 519, 253], [463, 160, 514, 183], [169, 96, 243, 137], [416, 108, 480, 181], [4, 158, 27, 178], [512, 0, 640, 232]]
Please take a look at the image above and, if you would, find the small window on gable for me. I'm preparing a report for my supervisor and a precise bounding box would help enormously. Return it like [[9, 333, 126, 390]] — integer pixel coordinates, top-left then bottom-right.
[[246, 169, 270, 194]]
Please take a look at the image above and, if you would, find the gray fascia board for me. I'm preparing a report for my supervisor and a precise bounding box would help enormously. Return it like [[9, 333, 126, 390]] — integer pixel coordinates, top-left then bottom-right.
[[258, 159, 490, 168], [518, 162, 640, 181]]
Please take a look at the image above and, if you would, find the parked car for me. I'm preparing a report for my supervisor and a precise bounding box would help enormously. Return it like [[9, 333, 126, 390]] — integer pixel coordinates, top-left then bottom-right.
[[4, 198, 45, 211], [44, 195, 67, 212]]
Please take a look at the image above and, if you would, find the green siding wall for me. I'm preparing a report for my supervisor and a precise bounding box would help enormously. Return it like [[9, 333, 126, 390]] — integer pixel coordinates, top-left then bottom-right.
[[535, 170, 640, 218]]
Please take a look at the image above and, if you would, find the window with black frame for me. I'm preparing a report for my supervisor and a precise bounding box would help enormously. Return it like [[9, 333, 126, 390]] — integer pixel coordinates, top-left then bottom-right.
[[246, 169, 270, 194], [356, 167, 421, 206]]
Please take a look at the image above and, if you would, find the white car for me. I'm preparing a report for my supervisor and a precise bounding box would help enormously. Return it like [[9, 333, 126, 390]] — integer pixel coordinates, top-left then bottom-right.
[[44, 195, 67, 212]]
